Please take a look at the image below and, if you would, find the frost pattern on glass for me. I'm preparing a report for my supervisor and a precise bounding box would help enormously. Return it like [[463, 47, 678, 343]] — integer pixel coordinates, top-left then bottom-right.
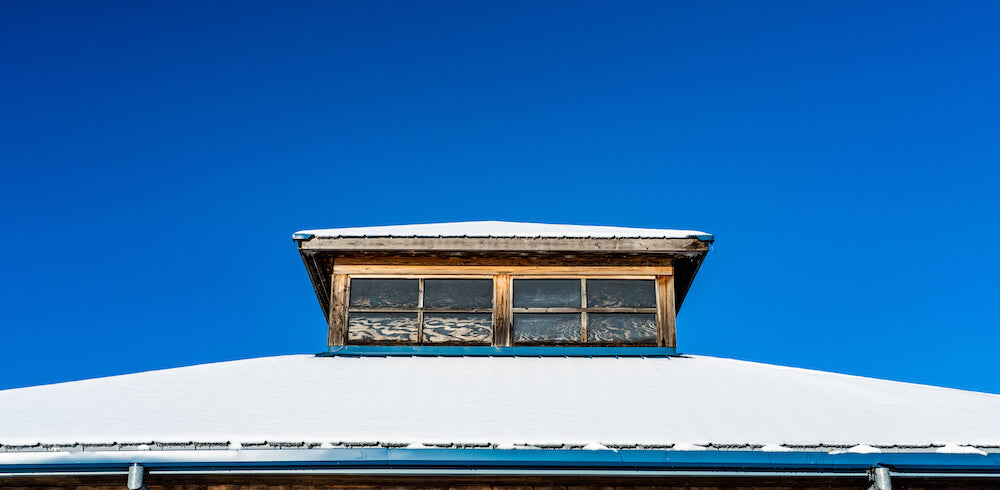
[[423, 279, 493, 309], [513, 313, 582, 343], [349, 279, 419, 308], [422, 314, 493, 344], [348, 313, 418, 343], [512, 279, 581, 308], [586, 280, 656, 308], [587, 313, 656, 344]]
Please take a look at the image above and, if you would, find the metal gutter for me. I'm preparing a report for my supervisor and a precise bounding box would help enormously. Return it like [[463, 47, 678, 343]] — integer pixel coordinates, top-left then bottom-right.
[[318, 346, 679, 357], [2, 469, 872, 479], [1, 449, 998, 475]]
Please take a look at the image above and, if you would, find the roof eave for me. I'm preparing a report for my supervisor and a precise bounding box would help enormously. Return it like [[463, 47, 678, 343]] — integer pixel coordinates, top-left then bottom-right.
[[295, 236, 712, 253]]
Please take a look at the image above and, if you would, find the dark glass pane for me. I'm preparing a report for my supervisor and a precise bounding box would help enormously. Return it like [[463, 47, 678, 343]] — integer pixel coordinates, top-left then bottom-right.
[[423, 314, 493, 344], [513, 279, 581, 308], [587, 280, 656, 308], [588, 313, 656, 344], [349, 279, 418, 308], [424, 279, 493, 309], [513, 313, 582, 343], [348, 313, 418, 343]]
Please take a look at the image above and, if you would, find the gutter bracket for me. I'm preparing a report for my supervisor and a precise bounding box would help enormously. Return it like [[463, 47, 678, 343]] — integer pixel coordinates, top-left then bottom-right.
[[868, 466, 892, 490], [127, 463, 146, 490]]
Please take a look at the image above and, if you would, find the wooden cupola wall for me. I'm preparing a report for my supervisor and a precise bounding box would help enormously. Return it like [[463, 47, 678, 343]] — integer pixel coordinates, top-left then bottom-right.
[[293, 222, 712, 349]]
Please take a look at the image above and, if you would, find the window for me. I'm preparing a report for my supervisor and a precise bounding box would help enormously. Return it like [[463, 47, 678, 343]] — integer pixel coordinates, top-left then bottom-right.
[[512, 279, 657, 345], [347, 278, 494, 344], [330, 260, 675, 348]]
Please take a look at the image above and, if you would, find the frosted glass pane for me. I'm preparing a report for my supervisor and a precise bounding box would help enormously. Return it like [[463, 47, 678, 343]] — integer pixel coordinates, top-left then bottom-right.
[[349, 279, 418, 308], [424, 279, 493, 309], [588, 313, 656, 344], [348, 313, 418, 343], [513, 313, 582, 343], [587, 280, 656, 308], [513, 280, 581, 308], [423, 314, 493, 344]]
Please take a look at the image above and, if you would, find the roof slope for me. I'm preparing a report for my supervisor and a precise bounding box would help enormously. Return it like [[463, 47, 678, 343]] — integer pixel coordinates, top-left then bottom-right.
[[2, 355, 998, 448], [294, 221, 712, 240]]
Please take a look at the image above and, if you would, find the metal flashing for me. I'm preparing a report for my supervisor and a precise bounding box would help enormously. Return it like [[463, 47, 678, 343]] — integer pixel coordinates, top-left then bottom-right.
[[318, 346, 679, 357]]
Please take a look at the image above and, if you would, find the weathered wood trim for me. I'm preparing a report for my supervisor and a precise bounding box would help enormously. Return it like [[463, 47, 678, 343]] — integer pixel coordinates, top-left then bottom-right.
[[300, 236, 711, 253], [656, 275, 677, 348], [328, 273, 349, 347], [333, 264, 672, 276], [333, 255, 676, 266], [493, 274, 512, 347]]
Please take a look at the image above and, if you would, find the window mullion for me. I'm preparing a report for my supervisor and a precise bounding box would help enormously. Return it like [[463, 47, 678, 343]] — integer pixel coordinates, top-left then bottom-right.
[[417, 278, 425, 344], [493, 274, 512, 347], [580, 278, 588, 343]]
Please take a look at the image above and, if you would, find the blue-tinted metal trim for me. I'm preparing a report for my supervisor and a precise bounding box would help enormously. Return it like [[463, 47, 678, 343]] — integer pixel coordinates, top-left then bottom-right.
[[1, 449, 998, 475], [318, 346, 678, 357], [292, 233, 314, 241]]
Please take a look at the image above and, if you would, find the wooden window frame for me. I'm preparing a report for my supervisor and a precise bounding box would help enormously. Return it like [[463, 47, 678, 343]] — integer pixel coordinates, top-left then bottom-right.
[[511, 277, 659, 346], [328, 260, 675, 348], [345, 276, 494, 345]]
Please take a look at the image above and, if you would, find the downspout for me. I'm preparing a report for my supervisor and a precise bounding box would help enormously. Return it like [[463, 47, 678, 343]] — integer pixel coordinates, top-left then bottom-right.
[[869, 466, 892, 490], [127, 463, 146, 490]]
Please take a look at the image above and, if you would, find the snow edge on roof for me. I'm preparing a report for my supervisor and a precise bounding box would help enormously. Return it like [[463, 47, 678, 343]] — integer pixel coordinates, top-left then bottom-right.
[[293, 221, 713, 240]]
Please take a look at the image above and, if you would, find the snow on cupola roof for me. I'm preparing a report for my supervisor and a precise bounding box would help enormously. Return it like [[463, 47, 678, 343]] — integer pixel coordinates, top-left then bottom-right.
[[294, 220, 714, 240]]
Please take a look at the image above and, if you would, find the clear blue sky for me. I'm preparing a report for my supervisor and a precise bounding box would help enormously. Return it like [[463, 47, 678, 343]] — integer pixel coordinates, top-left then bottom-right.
[[2, 1, 998, 393]]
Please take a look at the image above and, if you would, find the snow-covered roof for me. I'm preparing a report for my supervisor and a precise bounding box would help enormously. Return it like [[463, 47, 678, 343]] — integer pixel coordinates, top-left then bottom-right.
[[2, 354, 999, 450], [294, 221, 712, 240]]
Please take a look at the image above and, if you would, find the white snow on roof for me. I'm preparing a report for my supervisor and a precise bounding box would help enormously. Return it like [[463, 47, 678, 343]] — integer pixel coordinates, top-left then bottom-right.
[[1, 354, 999, 447], [295, 221, 711, 239]]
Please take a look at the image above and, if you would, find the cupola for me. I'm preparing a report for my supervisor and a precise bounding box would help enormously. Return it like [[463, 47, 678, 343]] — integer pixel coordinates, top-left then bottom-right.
[[293, 221, 712, 352]]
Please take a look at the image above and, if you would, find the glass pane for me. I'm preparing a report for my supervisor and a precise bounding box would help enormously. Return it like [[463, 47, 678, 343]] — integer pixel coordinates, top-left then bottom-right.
[[423, 314, 493, 344], [423, 279, 493, 309], [348, 313, 418, 343], [587, 279, 656, 308], [588, 313, 657, 344], [513, 313, 582, 343], [513, 279, 581, 308], [349, 279, 418, 308]]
